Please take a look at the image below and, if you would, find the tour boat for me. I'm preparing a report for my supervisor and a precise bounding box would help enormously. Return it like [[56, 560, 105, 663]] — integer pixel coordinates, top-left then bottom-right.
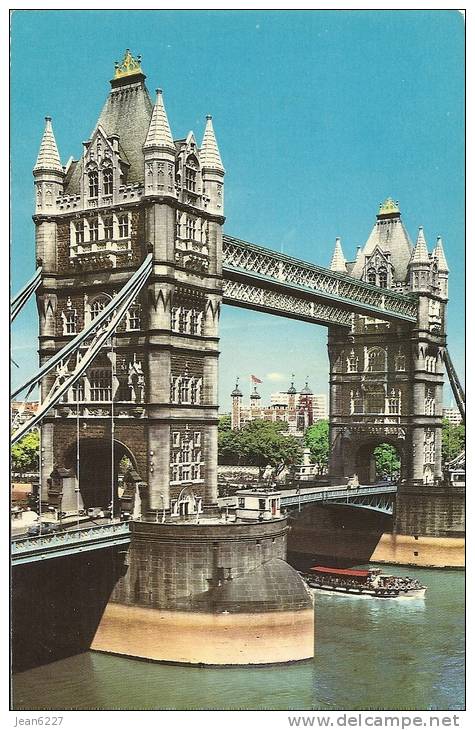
[[302, 566, 426, 599]]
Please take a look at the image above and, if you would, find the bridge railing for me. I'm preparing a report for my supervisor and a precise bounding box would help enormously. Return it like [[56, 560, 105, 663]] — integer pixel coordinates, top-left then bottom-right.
[[11, 521, 131, 562], [280, 484, 397, 507]]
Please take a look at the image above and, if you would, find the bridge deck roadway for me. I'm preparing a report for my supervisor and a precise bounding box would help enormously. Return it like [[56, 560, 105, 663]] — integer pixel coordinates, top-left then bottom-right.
[[11, 521, 131, 566], [279, 483, 398, 509]]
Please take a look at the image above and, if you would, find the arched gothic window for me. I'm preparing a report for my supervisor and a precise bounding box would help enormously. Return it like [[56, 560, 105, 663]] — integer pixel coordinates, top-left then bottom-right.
[[378, 267, 388, 288], [90, 294, 111, 321], [395, 351, 406, 371], [367, 347, 386, 372], [367, 268, 377, 286], [425, 387, 435, 415], [103, 168, 113, 196], [184, 156, 198, 193], [88, 170, 99, 198]]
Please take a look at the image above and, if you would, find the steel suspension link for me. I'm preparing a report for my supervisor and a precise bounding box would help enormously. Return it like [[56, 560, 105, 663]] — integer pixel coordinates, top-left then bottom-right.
[[11, 254, 152, 400], [11, 267, 42, 322], [11, 257, 152, 444]]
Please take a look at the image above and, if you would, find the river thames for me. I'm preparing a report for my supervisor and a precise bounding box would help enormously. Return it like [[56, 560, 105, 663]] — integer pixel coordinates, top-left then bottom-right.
[[12, 564, 464, 711]]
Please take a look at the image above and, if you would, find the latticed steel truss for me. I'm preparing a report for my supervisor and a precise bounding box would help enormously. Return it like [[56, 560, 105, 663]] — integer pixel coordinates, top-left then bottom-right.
[[223, 235, 418, 324]]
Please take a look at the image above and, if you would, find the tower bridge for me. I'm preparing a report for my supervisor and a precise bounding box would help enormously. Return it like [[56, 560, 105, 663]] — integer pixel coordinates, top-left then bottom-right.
[[11, 49, 465, 668]]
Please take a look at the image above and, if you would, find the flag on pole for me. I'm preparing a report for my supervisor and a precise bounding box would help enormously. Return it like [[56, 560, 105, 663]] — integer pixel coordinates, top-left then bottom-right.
[[251, 374, 262, 384]]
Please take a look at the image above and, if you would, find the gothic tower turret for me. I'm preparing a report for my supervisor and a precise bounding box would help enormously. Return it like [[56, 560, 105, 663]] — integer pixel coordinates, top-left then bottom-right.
[[34, 116, 64, 214], [33, 117, 65, 274], [409, 227, 431, 292], [433, 236, 449, 300], [231, 380, 243, 431], [200, 115, 225, 217], [329, 237, 347, 273], [143, 89, 176, 198]]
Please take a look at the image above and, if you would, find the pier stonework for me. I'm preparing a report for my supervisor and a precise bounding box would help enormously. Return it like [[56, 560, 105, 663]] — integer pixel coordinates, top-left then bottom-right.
[[32, 50, 314, 665]]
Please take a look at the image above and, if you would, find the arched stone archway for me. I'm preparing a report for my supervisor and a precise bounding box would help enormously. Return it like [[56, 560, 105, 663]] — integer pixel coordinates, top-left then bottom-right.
[[65, 437, 139, 514], [354, 439, 402, 485]]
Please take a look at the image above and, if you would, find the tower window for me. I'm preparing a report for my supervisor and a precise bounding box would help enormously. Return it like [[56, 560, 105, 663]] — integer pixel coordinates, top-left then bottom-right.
[[367, 347, 386, 372], [89, 369, 112, 402], [367, 268, 377, 286], [347, 350, 358, 373], [118, 214, 129, 238], [103, 216, 114, 240], [171, 307, 178, 331], [425, 387, 435, 415], [190, 309, 201, 335], [179, 308, 189, 333], [126, 303, 141, 331], [72, 378, 85, 402], [89, 217, 99, 242], [62, 308, 77, 335], [185, 216, 196, 241], [378, 267, 388, 288], [395, 352, 406, 371], [365, 389, 385, 414], [88, 170, 99, 198], [185, 166, 197, 193], [90, 296, 110, 320], [180, 378, 190, 403], [75, 220, 85, 245], [103, 168, 113, 196], [388, 389, 401, 415], [351, 390, 364, 415]]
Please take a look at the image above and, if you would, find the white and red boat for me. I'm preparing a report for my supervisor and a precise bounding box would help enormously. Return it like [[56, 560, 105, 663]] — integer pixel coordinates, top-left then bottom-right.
[[303, 565, 426, 599]]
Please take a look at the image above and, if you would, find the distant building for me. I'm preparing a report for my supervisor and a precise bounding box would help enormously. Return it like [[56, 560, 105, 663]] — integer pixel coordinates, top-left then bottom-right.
[[11, 401, 39, 427], [443, 407, 463, 426], [230, 377, 327, 434]]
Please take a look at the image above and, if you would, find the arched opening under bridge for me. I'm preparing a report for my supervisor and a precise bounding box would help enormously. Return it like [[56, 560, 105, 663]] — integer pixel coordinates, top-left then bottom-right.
[[355, 441, 401, 485], [65, 437, 138, 515]]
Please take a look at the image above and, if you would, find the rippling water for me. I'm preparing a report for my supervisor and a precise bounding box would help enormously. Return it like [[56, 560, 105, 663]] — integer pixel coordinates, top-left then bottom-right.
[[12, 565, 465, 711]]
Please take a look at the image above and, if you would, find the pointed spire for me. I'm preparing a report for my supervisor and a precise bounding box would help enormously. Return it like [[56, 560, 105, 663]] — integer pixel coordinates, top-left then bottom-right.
[[433, 236, 449, 272], [200, 115, 225, 172], [410, 226, 430, 263], [330, 237, 347, 273], [34, 117, 63, 174], [144, 89, 175, 151]]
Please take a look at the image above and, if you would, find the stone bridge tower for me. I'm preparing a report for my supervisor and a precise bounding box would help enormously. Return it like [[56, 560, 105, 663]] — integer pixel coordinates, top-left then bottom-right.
[[326, 200, 460, 546], [35, 50, 225, 517]]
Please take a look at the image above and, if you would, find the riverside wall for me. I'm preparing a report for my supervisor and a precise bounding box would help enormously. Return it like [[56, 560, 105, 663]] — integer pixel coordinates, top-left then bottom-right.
[[287, 485, 465, 570]]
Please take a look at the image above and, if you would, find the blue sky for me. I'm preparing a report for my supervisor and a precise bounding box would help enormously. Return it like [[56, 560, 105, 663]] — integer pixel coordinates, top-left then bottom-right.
[[10, 10, 465, 409]]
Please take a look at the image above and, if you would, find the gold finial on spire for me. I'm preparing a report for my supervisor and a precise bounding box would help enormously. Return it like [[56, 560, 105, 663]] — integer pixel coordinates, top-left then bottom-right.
[[378, 198, 400, 216], [114, 49, 143, 79]]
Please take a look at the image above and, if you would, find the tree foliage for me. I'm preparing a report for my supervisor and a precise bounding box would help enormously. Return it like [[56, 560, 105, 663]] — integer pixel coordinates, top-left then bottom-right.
[[373, 442, 400, 479], [218, 418, 302, 467], [442, 419, 465, 463], [11, 430, 39, 474], [304, 420, 329, 472]]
